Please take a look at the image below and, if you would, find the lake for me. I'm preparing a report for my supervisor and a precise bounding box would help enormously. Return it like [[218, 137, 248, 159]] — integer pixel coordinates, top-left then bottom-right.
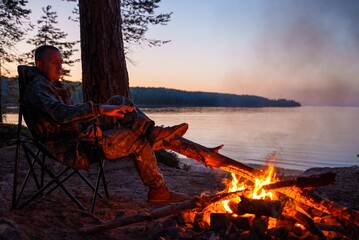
[[4, 106, 359, 171]]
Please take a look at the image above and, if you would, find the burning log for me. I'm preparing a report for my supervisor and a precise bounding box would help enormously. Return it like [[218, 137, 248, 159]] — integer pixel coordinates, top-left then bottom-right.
[[209, 213, 250, 231], [262, 172, 336, 190], [81, 191, 245, 234], [236, 197, 283, 218], [290, 210, 327, 240], [317, 195, 359, 229], [163, 136, 260, 181], [274, 188, 330, 214]]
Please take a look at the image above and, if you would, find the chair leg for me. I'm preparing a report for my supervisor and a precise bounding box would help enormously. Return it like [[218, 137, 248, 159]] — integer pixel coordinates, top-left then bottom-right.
[[12, 140, 22, 208], [90, 157, 110, 213], [19, 147, 87, 211], [13, 144, 42, 208]]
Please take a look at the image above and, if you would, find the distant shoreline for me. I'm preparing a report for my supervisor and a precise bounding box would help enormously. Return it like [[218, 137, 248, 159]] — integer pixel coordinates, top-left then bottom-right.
[[2, 78, 301, 108]]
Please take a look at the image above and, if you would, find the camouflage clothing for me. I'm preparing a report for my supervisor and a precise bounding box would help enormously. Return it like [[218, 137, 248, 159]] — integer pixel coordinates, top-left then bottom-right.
[[22, 66, 164, 188]]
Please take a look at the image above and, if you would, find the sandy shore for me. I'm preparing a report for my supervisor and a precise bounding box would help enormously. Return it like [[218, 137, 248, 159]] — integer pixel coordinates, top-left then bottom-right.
[[1, 145, 358, 239]]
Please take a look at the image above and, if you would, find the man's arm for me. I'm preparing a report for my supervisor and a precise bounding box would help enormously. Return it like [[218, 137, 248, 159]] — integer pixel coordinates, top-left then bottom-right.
[[24, 77, 133, 123]]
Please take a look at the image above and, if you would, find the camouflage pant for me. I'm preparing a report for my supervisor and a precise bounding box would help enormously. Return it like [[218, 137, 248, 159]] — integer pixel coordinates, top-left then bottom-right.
[[98, 96, 165, 189]]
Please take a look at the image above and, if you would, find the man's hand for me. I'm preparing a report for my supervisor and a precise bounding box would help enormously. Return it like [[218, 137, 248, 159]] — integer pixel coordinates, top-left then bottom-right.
[[99, 105, 135, 118], [83, 125, 103, 138]]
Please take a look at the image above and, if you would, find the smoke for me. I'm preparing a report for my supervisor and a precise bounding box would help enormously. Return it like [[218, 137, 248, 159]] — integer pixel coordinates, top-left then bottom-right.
[[222, 0, 359, 106]]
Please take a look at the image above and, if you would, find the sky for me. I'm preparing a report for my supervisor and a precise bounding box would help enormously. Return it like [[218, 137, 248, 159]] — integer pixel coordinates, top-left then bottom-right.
[[16, 0, 359, 106]]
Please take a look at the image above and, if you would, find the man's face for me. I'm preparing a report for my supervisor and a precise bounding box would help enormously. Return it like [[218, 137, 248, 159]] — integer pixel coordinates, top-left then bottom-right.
[[36, 50, 63, 81]]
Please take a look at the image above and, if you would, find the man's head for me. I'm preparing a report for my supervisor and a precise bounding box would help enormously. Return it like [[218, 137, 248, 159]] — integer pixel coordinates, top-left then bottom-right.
[[34, 45, 63, 81]]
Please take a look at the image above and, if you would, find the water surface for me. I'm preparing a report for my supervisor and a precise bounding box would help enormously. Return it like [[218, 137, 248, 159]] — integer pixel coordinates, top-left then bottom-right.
[[144, 106, 359, 171], [4, 106, 358, 171]]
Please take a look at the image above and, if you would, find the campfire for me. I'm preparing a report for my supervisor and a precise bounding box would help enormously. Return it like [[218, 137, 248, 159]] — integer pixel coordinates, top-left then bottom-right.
[[82, 136, 359, 239]]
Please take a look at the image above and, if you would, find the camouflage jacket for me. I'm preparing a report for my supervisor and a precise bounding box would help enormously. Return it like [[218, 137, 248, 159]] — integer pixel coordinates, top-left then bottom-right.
[[22, 66, 100, 169]]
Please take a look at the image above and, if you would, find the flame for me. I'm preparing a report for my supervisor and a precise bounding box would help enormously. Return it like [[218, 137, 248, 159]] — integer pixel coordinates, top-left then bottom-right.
[[221, 165, 277, 214], [221, 173, 244, 214]]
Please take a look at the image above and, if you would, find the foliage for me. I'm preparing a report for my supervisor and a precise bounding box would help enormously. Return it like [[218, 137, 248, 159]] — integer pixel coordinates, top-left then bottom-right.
[[155, 149, 191, 171], [20, 5, 79, 79], [0, 0, 31, 123], [0, 0, 31, 75], [65, 0, 172, 51], [121, 0, 172, 49], [130, 87, 302, 108]]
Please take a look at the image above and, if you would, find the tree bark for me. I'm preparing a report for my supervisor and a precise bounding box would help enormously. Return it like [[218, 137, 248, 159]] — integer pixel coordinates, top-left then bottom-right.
[[0, 76, 3, 123], [79, 0, 130, 103]]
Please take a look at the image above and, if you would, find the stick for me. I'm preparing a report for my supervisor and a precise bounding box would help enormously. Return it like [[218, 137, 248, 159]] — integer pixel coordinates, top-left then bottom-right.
[[262, 172, 336, 190], [81, 191, 244, 234]]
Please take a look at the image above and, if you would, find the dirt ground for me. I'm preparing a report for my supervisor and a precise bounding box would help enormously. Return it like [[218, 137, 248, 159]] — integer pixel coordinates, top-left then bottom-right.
[[1, 145, 358, 239]]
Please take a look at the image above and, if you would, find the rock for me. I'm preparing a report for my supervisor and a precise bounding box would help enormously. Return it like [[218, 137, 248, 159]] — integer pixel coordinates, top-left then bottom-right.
[[0, 218, 27, 240]]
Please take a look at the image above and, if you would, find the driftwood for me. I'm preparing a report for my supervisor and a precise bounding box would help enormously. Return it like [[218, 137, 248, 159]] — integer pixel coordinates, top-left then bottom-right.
[[236, 197, 283, 218], [163, 136, 260, 181], [262, 172, 336, 190], [81, 191, 245, 234]]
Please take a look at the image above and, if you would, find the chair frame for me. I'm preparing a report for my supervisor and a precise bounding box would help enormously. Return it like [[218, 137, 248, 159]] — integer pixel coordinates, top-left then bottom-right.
[[12, 65, 109, 213]]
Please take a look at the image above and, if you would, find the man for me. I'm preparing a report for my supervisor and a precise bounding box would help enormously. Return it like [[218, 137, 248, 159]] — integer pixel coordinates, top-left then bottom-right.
[[22, 45, 189, 204]]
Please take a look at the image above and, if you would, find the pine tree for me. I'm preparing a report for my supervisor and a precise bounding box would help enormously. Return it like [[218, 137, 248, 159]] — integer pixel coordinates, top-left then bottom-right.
[[76, 0, 172, 102], [121, 0, 172, 50], [23, 5, 79, 79], [68, 0, 172, 53], [0, 0, 31, 123]]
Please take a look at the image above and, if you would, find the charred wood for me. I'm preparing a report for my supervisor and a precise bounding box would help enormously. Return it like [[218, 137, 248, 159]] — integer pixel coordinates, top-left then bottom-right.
[[236, 197, 283, 218], [209, 213, 250, 231], [262, 172, 336, 190], [289, 209, 327, 240]]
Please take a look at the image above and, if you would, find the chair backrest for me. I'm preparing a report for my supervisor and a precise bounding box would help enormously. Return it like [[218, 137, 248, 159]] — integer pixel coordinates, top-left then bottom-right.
[[16, 65, 31, 142], [16, 65, 43, 141]]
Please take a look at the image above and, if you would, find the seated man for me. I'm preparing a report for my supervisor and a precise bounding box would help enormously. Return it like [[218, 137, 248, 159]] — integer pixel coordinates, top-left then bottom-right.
[[22, 45, 189, 204]]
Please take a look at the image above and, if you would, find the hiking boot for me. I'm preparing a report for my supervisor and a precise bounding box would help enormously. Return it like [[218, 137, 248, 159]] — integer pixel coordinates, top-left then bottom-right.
[[148, 186, 189, 204], [147, 123, 188, 150]]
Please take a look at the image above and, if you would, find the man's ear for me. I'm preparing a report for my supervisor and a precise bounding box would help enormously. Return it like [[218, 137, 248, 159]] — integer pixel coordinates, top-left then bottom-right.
[[35, 60, 41, 68]]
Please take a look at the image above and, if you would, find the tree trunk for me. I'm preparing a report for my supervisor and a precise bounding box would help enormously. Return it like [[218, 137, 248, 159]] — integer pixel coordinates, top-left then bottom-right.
[[78, 0, 130, 103], [0, 65, 3, 123]]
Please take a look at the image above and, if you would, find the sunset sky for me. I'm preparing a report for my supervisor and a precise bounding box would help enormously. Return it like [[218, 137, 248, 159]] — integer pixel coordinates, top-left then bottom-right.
[[18, 0, 359, 106]]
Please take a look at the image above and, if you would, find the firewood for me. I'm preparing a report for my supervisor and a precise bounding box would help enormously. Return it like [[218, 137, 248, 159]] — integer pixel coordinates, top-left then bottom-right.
[[274, 188, 330, 214], [262, 172, 336, 190], [209, 213, 250, 231], [81, 191, 244, 234], [163, 136, 260, 181], [290, 210, 327, 240], [236, 197, 283, 218], [319, 196, 359, 229]]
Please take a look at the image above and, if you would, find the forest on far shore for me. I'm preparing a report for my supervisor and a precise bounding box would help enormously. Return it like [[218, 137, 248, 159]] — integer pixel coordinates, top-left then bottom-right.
[[1, 78, 301, 108]]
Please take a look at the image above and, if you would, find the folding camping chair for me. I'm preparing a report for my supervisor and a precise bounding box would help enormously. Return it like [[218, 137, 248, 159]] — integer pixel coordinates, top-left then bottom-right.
[[12, 65, 109, 213]]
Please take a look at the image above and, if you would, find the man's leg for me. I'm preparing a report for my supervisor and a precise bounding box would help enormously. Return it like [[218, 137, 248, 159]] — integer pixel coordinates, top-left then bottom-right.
[[100, 128, 188, 203], [100, 95, 188, 150]]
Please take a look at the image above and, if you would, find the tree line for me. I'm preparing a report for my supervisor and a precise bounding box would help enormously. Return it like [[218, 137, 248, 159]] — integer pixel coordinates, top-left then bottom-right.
[[130, 87, 301, 108], [2, 78, 300, 108]]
